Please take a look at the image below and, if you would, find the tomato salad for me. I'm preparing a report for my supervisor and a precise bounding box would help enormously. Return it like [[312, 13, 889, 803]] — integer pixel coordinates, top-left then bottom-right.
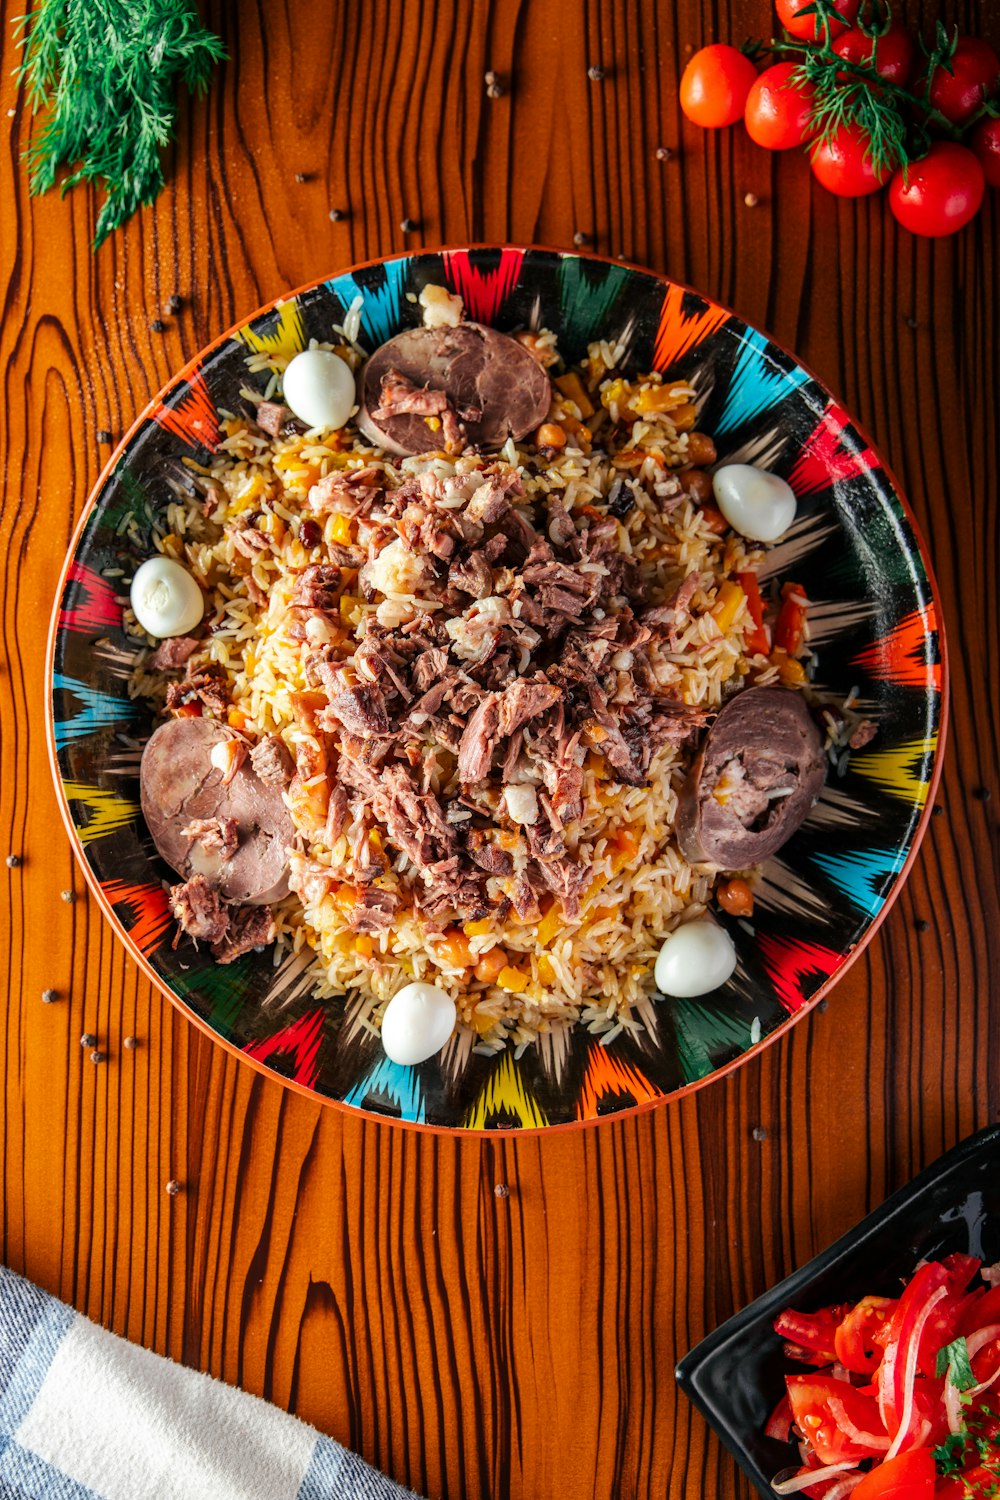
[[766, 1254, 1000, 1498]]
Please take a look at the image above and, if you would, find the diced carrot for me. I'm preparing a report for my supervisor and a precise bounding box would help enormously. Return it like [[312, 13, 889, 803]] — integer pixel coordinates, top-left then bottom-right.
[[737, 572, 770, 656], [585, 749, 607, 780], [611, 829, 640, 874], [633, 384, 691, 415], [497, 829, 521, 851], [227, 707, 249, 731], [536, 955, 557, 987], [471, 1004, 499, 1035], [711, 579, 745, 635], [772, 650, 808, 686], [554, 371, 595, 418], [328, 514, 354, 546], [437, 929, 473, 969], [592, 904, 618, 921], [340, 596, 362, 626], [474, 947, 508, 984], [354, 934, 375, 958], [497, 966, 530, 994], [464, 918, 493, 938], [536, 901, 563, 948]]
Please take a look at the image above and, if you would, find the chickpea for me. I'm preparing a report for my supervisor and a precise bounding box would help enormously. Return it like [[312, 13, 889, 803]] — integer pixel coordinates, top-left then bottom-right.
[[679, 468, 713, 503], [535, 422, 567, 450], [474, 946, 508, 984], [686, 431, 718, 466], [717, 877, 754, 918]]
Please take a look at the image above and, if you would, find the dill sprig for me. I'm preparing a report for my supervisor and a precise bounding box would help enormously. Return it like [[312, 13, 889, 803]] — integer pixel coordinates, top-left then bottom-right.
[[759, 0, 988, 179], [14, 0, 226, 249]]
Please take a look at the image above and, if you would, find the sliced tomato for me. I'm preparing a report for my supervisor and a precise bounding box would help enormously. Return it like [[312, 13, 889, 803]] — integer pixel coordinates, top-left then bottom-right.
[[835, 1297, 897, 1375], [877, 1261, 952, 1439], [786, 1375, 889, 1464], [737, 571, 770, 655], [775, 1304, 851, 1364], [851, 1447, 935, 1499], [961, 1287, 1000, 1336]]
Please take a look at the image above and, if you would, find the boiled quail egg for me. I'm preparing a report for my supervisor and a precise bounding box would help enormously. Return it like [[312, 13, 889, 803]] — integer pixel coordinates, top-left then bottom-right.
[[130, 556, 204, 639], [654, 919, 737, 998], [380, 981, 457, 1066], [282, 349, 355, 431], [711, 464, 797, 543]]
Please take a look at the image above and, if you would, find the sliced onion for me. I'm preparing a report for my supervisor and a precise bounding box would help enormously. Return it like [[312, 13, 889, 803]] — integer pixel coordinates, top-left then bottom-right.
[[966, 1323, 1000, 1360], [772, 1462, 857, 1495], [883, 1283, 950, 1462], [826, 1394, 891, 1451], [945, 1377, 965, 1436], [824, 1479, 865, 1500]]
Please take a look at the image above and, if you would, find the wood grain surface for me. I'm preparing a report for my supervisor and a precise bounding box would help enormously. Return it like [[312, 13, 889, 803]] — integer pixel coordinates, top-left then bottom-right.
[[1, 1, 998, 1495]]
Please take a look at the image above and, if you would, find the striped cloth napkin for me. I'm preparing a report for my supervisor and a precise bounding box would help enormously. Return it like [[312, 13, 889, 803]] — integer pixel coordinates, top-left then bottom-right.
[[0, 1265, 422, 1500]]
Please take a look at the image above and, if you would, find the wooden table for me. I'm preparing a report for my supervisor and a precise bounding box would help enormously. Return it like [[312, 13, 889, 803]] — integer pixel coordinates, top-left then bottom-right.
[[1, 2, 997, 1495]]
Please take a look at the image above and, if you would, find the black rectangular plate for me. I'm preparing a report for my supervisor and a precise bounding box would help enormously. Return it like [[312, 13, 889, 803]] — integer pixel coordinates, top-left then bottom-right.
[[675, 1125, 1000, 1498]]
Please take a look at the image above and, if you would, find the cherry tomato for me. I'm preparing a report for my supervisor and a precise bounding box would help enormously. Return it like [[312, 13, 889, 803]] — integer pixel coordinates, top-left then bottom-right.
[[775, 0, 860, 43], [851, 1448, 935, 1500], [680, 44, 759, 129], [744, 62, 816, 150], [929, 36, 1000, 126], [971, 116, 1000, 190], [810, 123, 892, 197], [832, 21, 917, 87], [889, 142, 986, 237], [785, 1376, 887, 1464]]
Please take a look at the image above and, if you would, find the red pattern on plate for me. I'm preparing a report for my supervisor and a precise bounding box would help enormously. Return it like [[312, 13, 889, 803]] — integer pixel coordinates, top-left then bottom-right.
[[442, 248, 525, 323], [243, 1008, 325, 1087], [757, 934, 844, 1013], [788, 402, 879, 495], [59, 561, 122, 634]]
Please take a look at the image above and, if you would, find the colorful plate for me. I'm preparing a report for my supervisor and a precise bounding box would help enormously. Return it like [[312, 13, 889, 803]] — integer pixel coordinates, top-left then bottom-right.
[[47, 248, 946, 1131]]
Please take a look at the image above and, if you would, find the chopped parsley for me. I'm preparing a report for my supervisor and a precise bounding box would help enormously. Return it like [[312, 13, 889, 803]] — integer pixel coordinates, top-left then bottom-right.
[[937, 1336, 978, 1392]]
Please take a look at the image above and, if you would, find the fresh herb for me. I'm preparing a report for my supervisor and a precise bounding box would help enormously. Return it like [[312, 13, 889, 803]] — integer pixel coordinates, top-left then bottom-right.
[[936, 1335, 977, 1392], [14, 0, 226, 249]]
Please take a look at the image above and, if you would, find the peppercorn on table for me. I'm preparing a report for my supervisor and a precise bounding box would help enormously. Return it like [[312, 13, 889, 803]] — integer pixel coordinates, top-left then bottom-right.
[[1, 2, 997, 1498]]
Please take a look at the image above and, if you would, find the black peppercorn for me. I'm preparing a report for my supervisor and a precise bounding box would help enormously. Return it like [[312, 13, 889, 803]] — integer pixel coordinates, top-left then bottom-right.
[[96, 429, 113, 445], [5, 854, 20, 868], [165, 294, 182, 314], [41, 989, 59, 1004], [150, 318, 166, 333], [400, 217, 417, 232], [123, 1036, 138, 1051], [587, 64, 605, 81], [165, 1179, 182, 1196], [80, 1033, 98, 1048], [90, 1050, 106, 1065]]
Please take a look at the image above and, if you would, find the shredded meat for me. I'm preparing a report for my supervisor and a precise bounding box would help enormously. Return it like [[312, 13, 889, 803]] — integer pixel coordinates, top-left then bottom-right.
[[169, 874, 229, 945], [457, 693, 500, 783], [180, 816, 239, 862], [348, 887, 400, 933], [165, 663, 230, 715], [212, 905, 276, 964], [255, 401, 294, 437], [373, 368, 475, 448], [148, 636, 199, 671], [250, 734, 295, 787]]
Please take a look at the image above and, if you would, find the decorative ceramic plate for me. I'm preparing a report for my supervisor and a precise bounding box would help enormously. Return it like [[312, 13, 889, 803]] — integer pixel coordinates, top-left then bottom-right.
[[47, 248, 945, 1132]]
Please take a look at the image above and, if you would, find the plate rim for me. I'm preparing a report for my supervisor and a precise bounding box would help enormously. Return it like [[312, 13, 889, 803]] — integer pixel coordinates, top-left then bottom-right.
[[44, 243, 951, 1135]]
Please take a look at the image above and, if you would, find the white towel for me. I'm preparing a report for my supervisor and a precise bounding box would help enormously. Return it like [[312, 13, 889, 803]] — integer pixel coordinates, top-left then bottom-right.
[[0, 1265, 423, 1499]]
